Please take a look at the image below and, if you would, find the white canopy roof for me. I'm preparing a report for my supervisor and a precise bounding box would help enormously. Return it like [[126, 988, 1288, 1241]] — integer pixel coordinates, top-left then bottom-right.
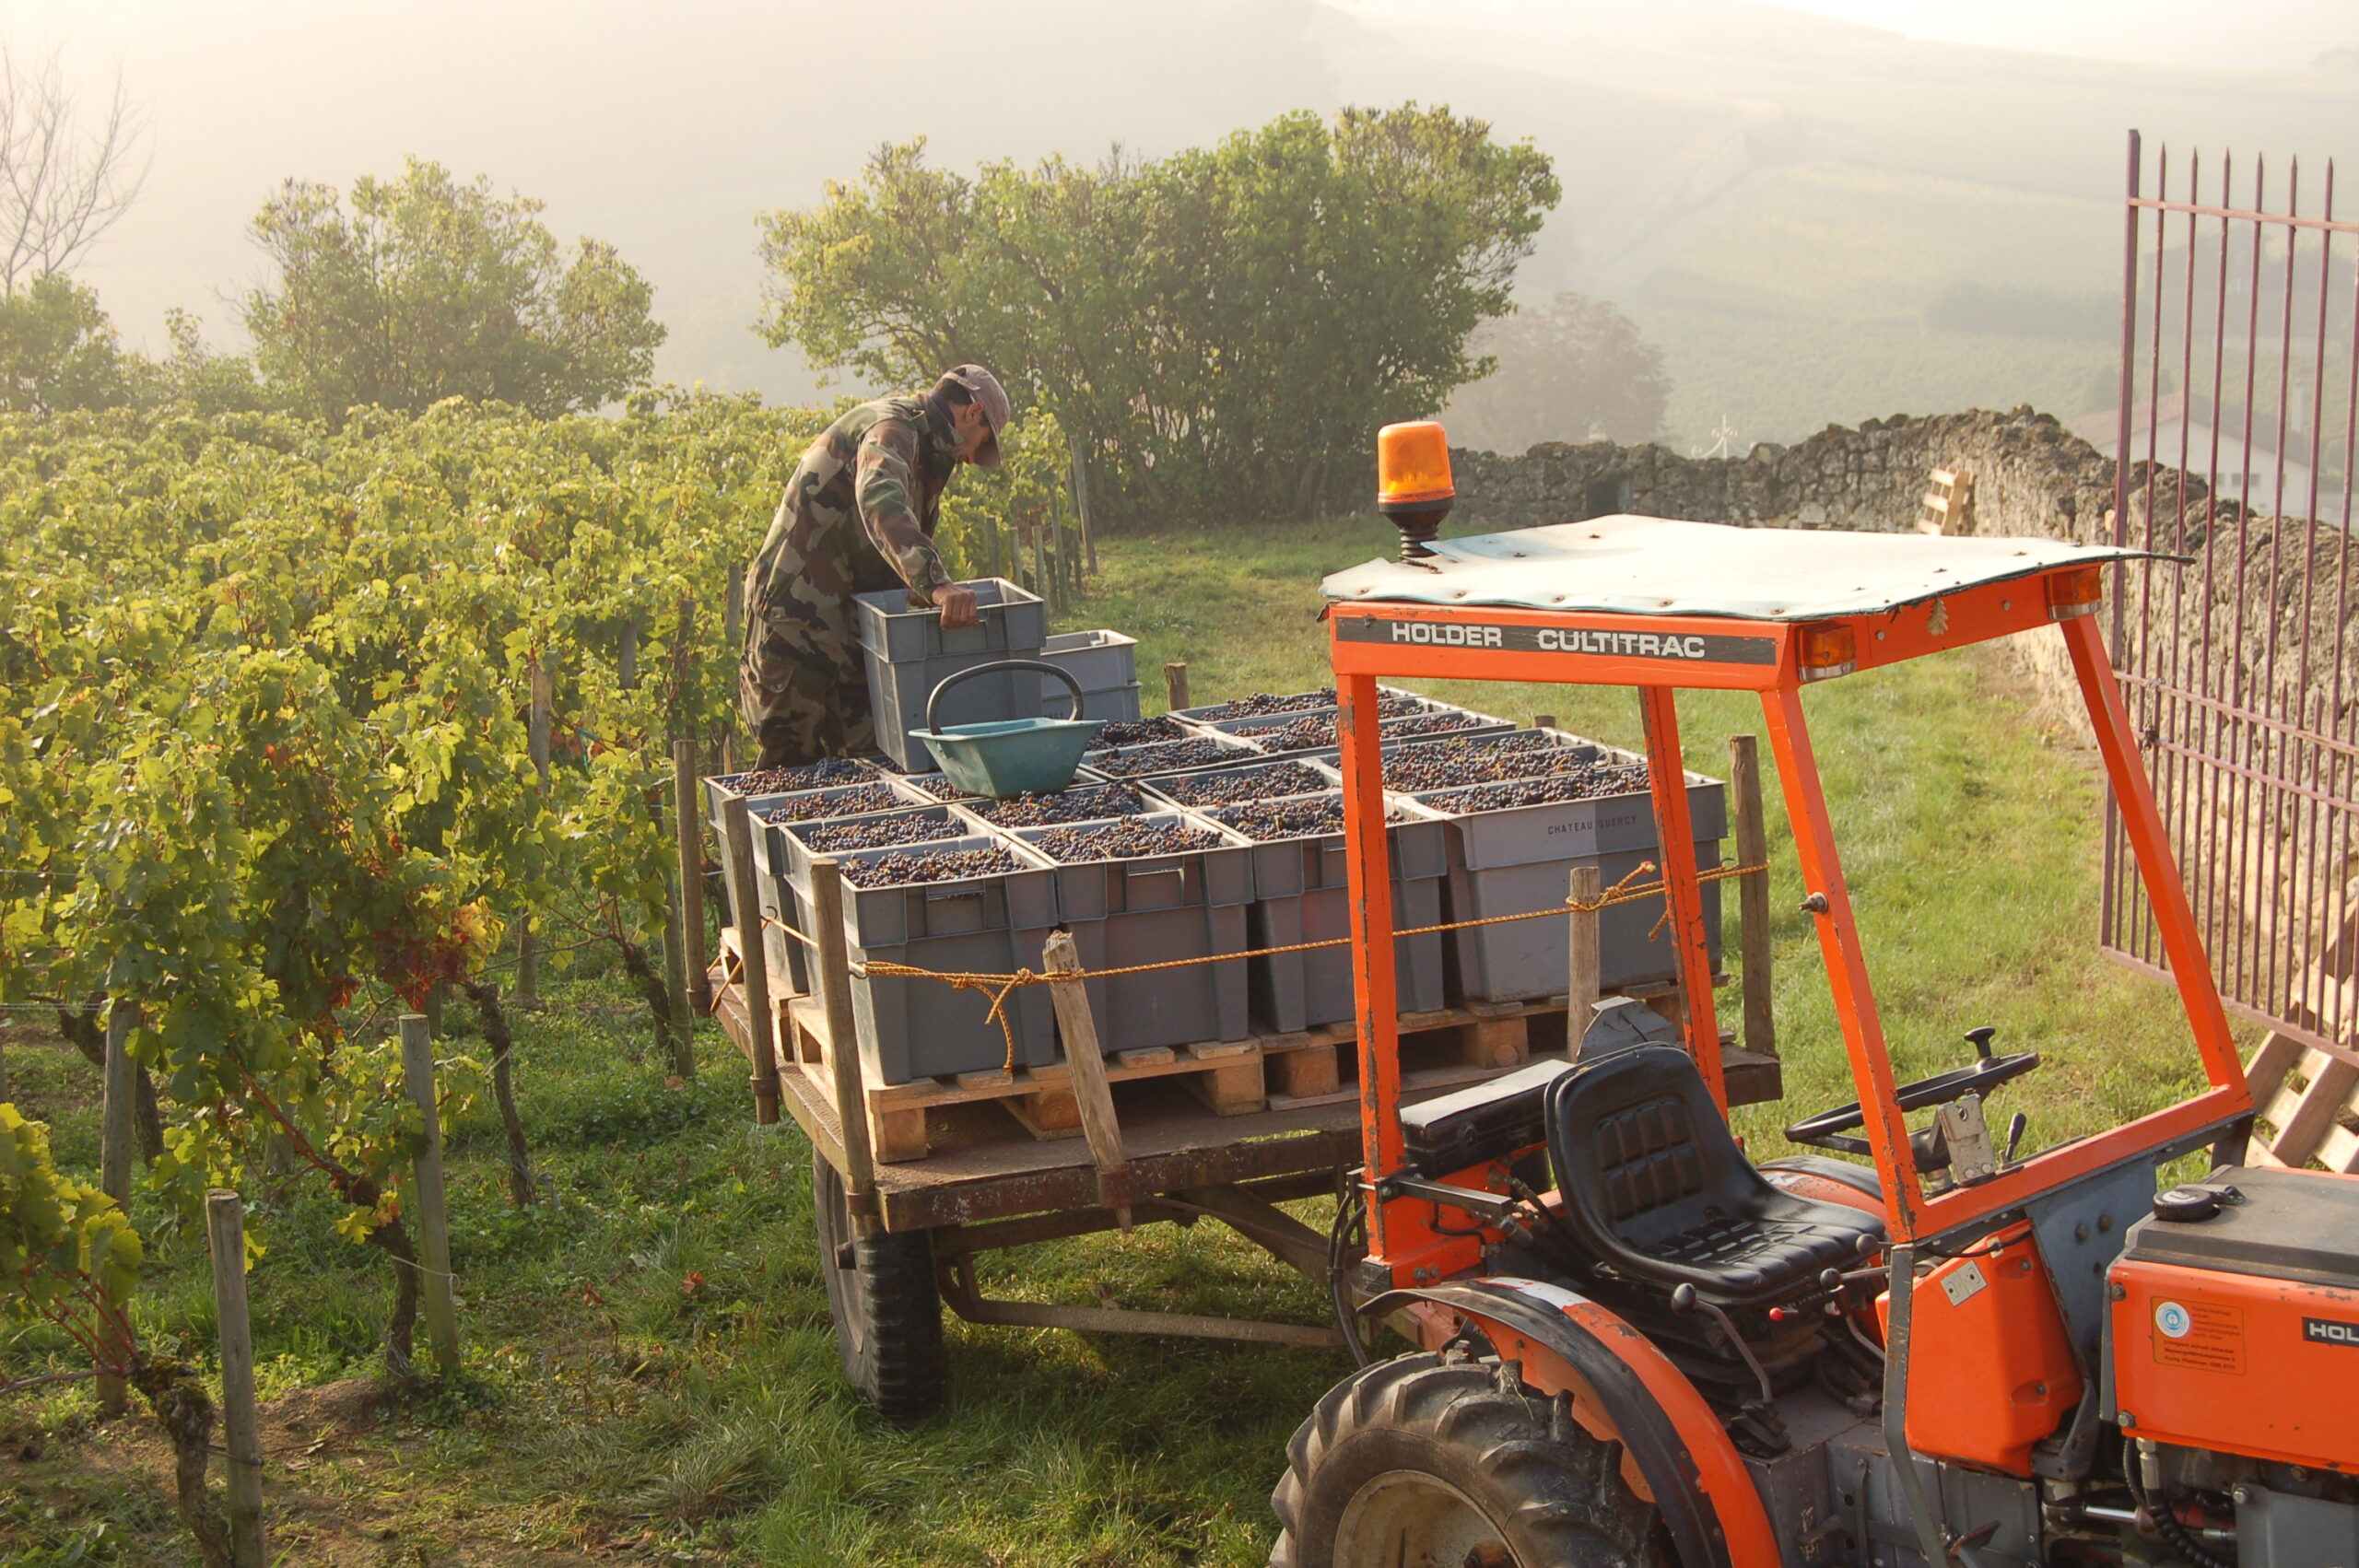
[[1320, 515, 2156, 622]]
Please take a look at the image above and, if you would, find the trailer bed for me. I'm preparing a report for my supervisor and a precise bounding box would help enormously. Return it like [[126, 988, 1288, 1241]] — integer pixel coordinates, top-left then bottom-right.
[[710, 957, 1778, 1233]]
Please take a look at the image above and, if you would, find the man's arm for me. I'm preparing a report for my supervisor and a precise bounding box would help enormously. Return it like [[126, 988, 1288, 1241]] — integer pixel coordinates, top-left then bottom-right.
[[853, 420, 977, 626]]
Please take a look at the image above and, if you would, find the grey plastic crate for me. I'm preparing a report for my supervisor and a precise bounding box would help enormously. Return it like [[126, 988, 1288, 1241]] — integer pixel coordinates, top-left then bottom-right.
[[763, 802, 979, 994], [1196, 790, 1449, 1033], [1039, 628, 1137, 696], [1402, 755, 1728, 1003], [852, 576, 1047, 662], [703, 764, 892, 990], [1074, 683, 1144, 723], [1003, 812, 1254, 1054], [854, 578, 1050, 769], [792, 835, 1062, 1084]]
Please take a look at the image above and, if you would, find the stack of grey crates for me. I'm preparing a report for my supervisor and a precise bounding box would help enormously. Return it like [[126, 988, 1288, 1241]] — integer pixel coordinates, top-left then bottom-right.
[[855, 577, 1048, 770]]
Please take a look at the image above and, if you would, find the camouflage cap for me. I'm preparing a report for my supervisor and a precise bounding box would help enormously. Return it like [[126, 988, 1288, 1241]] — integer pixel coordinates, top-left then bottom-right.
[[940, 363, 1011, 466]]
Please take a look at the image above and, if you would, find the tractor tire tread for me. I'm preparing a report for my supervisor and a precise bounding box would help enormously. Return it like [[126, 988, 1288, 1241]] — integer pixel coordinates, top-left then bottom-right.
[[1270, 1352, 1656, 1568]]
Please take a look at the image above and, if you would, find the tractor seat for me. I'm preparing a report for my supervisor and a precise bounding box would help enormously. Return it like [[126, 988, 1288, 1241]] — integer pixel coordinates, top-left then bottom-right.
[[1545, 1045, 1884, 1306]]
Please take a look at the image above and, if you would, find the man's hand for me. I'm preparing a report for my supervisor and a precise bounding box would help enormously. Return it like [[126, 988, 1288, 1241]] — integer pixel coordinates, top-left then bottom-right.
[[932, 582, 980, 629]]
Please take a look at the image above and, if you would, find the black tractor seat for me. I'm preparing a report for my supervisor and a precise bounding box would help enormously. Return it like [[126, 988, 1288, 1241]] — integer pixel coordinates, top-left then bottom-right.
[[1545, 1045, 1884, 1306]]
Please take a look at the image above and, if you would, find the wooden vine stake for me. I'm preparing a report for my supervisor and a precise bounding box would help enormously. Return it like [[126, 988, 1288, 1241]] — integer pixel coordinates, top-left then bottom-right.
[[398, 1015, 462, 1375], [806, 858, 878, 1235], [1068, 433, 1098, 575], [96, 983, 136, 1417], [205, 1190, 266, 1568], [722, 572, 745, 775], [721, 795, 781, 1125], [1729, 734, 1776, 1060], [1567, 865, 1602, 1056], [674, 738, 710, 1018], [516, 656, 554, 1008]]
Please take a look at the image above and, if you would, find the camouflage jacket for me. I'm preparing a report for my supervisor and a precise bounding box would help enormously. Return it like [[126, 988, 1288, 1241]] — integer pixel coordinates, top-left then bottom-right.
[[745, 395, 958, 649]]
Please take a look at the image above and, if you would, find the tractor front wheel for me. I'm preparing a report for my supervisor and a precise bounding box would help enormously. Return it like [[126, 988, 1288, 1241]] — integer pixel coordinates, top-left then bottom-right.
[[1270, 1352, 1657, 1568], [811, 1147, 945, 1421]]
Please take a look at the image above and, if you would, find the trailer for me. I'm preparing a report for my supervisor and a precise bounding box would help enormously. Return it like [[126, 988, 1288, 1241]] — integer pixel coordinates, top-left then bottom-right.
[[698, 724, 1787, 1420]]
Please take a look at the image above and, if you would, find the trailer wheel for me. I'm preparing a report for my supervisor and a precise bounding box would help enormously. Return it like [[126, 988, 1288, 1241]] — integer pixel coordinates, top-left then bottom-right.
[[811, 1147, 945, 1421], [1270, 1352, 1658, 1568]]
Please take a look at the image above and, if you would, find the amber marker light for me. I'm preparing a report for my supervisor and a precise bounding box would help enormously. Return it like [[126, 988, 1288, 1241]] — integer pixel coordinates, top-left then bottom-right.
[[1376, 420, 1456, 561], [1797, 622, 1858, 683], [2047, 565, 2104, 619]]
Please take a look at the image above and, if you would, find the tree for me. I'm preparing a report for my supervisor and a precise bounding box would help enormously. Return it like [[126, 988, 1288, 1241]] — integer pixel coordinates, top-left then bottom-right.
[[242, 157, 666, 424], [757, 105, 1560, 524], [0, 48, 147, 293], [1439, 292, 1670, 453], [0, 271, 133, 414]]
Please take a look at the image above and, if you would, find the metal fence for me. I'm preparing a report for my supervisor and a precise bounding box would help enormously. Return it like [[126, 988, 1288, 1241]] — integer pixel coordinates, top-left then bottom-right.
[[2102, 130, 2359, 1071]]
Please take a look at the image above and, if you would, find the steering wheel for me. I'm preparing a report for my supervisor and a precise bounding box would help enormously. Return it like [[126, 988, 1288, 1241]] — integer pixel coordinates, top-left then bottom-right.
[[1783, 1026, 2041, 1158]]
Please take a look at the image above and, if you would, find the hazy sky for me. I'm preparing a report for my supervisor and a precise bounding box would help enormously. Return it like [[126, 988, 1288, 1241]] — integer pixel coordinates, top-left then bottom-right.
[[5, 0, 2353, 438], [1336, 0, 2356, 74], [1768, 0, 2352, 72]]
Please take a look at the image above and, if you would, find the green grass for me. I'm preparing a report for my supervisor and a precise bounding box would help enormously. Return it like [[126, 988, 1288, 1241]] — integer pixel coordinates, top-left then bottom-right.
[[2, 518, 2238, 1564]]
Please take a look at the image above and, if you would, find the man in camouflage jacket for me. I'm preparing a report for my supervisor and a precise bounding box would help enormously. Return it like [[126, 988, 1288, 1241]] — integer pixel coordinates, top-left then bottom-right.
[[739, 364, 1011, 769]]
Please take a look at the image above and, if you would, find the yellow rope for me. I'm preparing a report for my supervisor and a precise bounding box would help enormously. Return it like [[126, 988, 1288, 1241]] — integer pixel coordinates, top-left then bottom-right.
[[753, 857, 1768, 1073], [756, 859, 1764, 986]]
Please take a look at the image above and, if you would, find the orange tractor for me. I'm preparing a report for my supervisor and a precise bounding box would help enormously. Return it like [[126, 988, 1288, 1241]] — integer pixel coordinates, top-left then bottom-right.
[[1271, 423, 2358, 1566]]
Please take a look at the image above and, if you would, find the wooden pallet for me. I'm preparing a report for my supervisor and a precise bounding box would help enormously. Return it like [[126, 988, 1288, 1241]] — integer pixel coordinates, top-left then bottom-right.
[[1918, 466, 1975, 535], [774, 990, 1559, 1163], [2246, 1031, 2359, 1171]]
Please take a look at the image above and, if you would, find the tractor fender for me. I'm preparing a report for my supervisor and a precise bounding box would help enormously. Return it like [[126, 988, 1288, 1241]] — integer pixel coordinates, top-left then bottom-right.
[[1364, 1278, 1778, 1568]]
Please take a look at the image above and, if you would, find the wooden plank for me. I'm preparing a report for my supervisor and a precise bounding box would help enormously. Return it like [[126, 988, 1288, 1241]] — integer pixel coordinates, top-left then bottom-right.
[[2245, 1031, 2307, 1106], [1043, 930, 1133, 1223], [1566, 864, 1602, 1054], [1266, 1040, 1341, 1099], [722, 795, 781, 1126], [806, 858, 878, 1233]]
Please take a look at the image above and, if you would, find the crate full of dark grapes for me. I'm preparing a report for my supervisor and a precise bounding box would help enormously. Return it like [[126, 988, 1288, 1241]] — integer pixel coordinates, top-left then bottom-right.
[[854, 577, 1050, 770], [763, 803, 979, 994], [1196, 790, 1449, 1033], [743, 777, 933, 993], [1168, 684, 1424, 729], [1001, 813, 1255, 1055], [1398, 743, 1729, 1004], [1079, 730, 1261, 780], [703, 756, 882, 838], [812, 836, 1062, 1084], [1206, 698, 1513, 759]]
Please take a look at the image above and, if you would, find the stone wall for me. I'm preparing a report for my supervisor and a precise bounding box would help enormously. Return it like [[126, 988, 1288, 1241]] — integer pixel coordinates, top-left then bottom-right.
[[1450, 406, 2115, 543], [1451, 409, 2359, 1034]]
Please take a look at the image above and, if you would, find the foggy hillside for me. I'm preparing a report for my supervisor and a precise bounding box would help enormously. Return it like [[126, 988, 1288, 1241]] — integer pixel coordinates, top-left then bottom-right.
[[27, 0, 2359, 449]]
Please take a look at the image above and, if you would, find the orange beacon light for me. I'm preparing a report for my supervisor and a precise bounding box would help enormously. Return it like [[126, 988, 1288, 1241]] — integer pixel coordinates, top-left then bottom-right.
[[1376, 421, 1455, 560]]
